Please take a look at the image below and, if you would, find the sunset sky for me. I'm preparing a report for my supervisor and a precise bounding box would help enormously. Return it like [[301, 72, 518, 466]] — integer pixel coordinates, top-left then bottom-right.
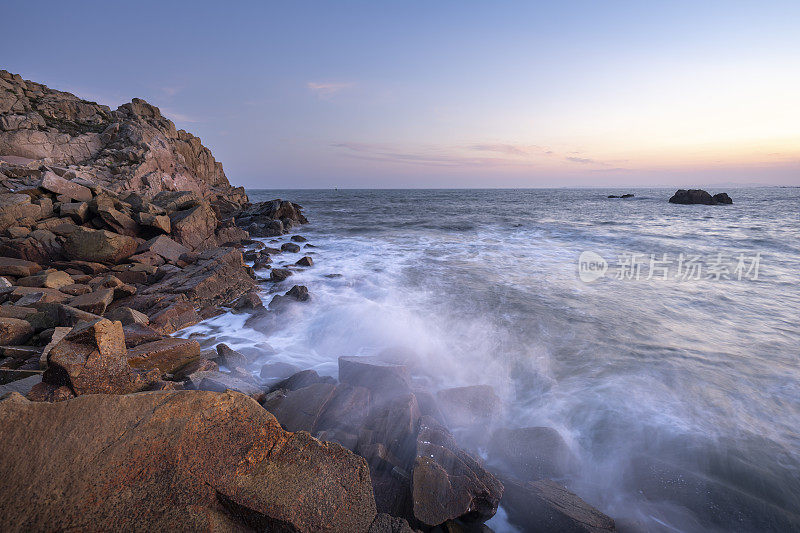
[[3, 0, 798, 187]]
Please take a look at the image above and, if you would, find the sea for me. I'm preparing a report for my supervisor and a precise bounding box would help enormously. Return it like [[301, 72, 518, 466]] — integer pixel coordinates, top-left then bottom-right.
[[181, 187, 800, 532]]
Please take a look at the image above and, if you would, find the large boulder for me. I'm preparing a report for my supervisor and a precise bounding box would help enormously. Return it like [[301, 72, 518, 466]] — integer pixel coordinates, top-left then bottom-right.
[[64, 227, 138, 263], [411, 416, 503, 527], [0, 193, 41, 230], [0, 390, 377, 532], [126, 337, 202, 375], [339, 356, 412, 398], [170, 202, 218, 251], [39, 171, 92, 202], [668, 189, 732, 205], [0, 317, 33, 345]]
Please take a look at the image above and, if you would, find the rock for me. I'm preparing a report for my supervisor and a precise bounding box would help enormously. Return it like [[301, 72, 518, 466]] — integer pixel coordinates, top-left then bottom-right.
[[0, 390, 377, 532], [147, 302, 201, 334], [126, 337, 202, 374], [0, 374, 41, 396], [44, 318, 145, 395], [142, 247, 255, 311], [291, 235, 308, 242], [59, 201, 89, 222], [488, 427, 577, 481], [607, 194, 634, 199], [0, 193, 41, 230], [270, 267, 292, 282], [67, 287, 114, 315], [16, 270, 73, 290], [273, 369, 336, 391], [11, 287, 70, 305], [137, 212, 171, 233], [194, 371, 263, 396], [39, 326, 71, 368], [713, 192, 733, 204], [231, 290, 263, 310], [412, 416, 503, 527], [0, 305, 36, 320], [137, 235, 190, 263], [39, 170, 93, 201], [316, 384, 373, 434], [296, 256, 314, 266], [265, 382, 338, 432], [339, 355, 412, 397], [59, 283, 92, 296], [64, 227, 138, 263], [0, 317, 33, 345], [668, 189, 732, 205], [501, 477, 615, 533], [369, 513, 417, 533], [281, 242, 301, 253], [152, 190, 202, 212], [122, 323, 164, 348], [437, 385, 501, 427], [105, 306, 149, 326], [268, 285, 310, 309], [0, 256, 41, 277], [170, 203, 218, 251], [216, 343, 248, 369]]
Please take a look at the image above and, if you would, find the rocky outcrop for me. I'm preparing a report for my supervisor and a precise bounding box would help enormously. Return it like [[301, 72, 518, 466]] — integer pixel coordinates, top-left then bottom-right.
[[0, 390, 378, 532], [669, 189, 733, 205], [0, 70, 245, 209]]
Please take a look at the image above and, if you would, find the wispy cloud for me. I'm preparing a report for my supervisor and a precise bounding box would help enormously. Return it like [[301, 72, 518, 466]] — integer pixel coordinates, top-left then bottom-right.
[[566, 156, 597, 164], [160, 108, 201, 123], [307, 81, 355, 99]]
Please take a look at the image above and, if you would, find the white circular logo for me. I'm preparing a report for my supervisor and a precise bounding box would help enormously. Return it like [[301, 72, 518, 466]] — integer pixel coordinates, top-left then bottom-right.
[[578, 251, 608, 282]]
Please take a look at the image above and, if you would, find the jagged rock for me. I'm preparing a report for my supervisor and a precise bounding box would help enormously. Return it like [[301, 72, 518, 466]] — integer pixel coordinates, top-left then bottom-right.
[[105, 306, 149, 326], [0, 256, 41, 277], [231, 290, 263, 310], [10, 286, 70, 304], [0, 317, 33, 345], [137, 235, 190, 263], [668, 189, 732, 205], [59, 201, 89, 222], [148, 302, 201, 334], [127, 337, 201, 374], [488, 427, 578, 481], [0, 193, 41, 230], [437, 385, 500, 427], [193, 371, 263, 396], [268, 285, 310, 309], [122, 323, 164, 348], [152, 190, 202, 212], [216, 343, 248, 369], [412, 416, 503, 527], [500, 477, 615, 533], [713, 192, 733, 204], [281, 242, 301, 253], [272, 369, 335, 392], [39, 171, 92, 202], [296, 256, 313, 266], [170, 203, 217, 250], [68, 287, 114, 315], [43, 318, 147, 395], [339, 356, 412, 397], [64, 227, 137, 263], [39, 326, 71, 368], [137, 211, 171, 233], [264, 382, 338, 432], [291, 235, 307, 242], [270, 267, 292, 282], [59, 283, 92, 296], [15, 270, 72, 290], [0, 390, 377, 532]]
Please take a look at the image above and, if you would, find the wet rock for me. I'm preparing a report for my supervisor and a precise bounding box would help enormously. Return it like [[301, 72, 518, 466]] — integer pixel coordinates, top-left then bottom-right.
[[270, 267, 292, 282], [669, 189, 732, 205], [231, 290, 263, 310], [0, 390, 377, 532], [0, 256, 41, 277], [412, 416, 504, 527], [296, 256, 314, 266], [339, 355, 412, 397], [268, 285, 310, 309], [272, 369, 335, 391], [316, 384, 373, 434], [44, 318, 146, 395], [67, 287, 114, 315], [127, 337, 202, 374], [360, 393, 422, 472], [291, 235, 307, 242], [281, 242, 301, 253], [607, 194, 634, 199], [216, 343, 248, 369], [265, 382, 338, 432], [437, 385, 501, 427], [194, 371, 263, 396], [0, 317, 33, 345], [488, 427, 577, 481], [64, 227, 138, 263], [501, 477, 615, 533]]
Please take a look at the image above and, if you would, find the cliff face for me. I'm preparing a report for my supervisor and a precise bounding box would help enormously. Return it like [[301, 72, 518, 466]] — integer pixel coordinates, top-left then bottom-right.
[[0, 70, 245, 209]]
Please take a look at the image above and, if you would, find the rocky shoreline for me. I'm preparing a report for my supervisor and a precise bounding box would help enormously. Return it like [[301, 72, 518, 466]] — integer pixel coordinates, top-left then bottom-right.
[[0, 70, 615, 532]]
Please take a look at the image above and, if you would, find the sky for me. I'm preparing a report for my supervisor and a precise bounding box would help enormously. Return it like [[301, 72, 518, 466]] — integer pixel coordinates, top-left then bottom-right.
[[2, 0, 799, 188]]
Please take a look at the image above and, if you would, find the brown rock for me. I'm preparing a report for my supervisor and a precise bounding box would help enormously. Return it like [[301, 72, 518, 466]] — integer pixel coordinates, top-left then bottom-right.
[[0, 390, 377, 532], [296, 256, 314, 266], [106, 306, 149, 326], [64, 227, 137, 263], [0, 193, 42, 230], [500, 477, 616, 533], [137, 211, 171, 233], [148, 301, 201, 334], [0, 256, 41, 277], [170, 203, 218, 251], [44, 318, 145, 395], [122, 323, 164, 348], [194, 371, 264, 396], [488, 427, 577, 482], [59, 283, 92, 296], [127, 337, 201, 374], [0, 317, 33, 345], [16, 270, 73, 290], [339, 355, 412, 397], [412, 416, 503, 527], [39, 326, 71, 368], [39, 171, 92, 201], [265, 382, 338, 432], [437, 385, 500, 427], [270, 267, 292, 282], [59, 201, 89, 222], [10, 286, 70, 304], [68, 287, 114, 315], [137, 234, 190, 263]]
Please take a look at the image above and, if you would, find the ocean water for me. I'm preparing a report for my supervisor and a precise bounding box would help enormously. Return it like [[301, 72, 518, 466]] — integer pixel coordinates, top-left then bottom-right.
[[183, 188, 800, 532]]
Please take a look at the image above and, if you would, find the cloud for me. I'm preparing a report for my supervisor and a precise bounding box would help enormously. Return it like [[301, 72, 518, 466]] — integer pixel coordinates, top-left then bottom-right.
[[307, 81, 355, 99], [467, 144, 530, 156], [331, 142, 548, 168], [566, 156, 597, 164]]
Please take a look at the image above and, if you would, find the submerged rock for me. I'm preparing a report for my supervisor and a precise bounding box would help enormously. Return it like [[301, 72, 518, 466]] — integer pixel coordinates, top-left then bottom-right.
[[488, 426, 578, 481], [669, 189, 732, 205]]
